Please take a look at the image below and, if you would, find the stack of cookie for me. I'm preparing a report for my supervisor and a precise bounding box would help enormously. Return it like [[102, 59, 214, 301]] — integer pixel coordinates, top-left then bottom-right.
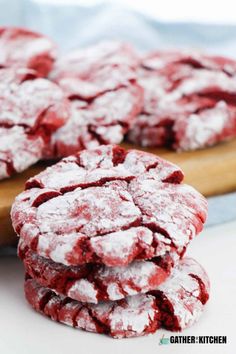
[[11, 145, 210, 339]]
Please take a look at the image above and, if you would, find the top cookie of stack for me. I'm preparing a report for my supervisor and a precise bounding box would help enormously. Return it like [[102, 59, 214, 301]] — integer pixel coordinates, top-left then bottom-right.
[[11, 144, 207, 267]]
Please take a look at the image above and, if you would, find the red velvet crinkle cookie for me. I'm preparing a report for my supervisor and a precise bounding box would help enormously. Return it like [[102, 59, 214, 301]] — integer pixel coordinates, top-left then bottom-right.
[[0, 68, 69, 179], [0, 27, 56, 77], [11, 145, 207, 266], [24, 277, 161, 339], [128, 51, 236, 150], [45, 41, 143, 158], [24, 258, 209, 338], [142, 49, 236, 74], [19, 238, 176, 303], [44, 84, 143, 158], [50, 40, 140, 100]]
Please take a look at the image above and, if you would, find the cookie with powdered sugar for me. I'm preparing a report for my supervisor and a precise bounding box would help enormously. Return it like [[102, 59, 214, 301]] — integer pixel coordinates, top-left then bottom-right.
[[0, 68, 69, 179], [19, 238, 176, 303], [24, 258, 210, 338], [142, 49, 236, 74], [44, 84, 143, 158], [0, 27, 56, 77], [11, 145, 207, 266], [127, 50, 236, 151], [50, 40, 140, 100], [44, 40, 143, 158]]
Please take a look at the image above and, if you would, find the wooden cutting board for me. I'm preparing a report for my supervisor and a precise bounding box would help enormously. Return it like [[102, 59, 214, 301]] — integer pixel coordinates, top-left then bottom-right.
[[1, 139, 236, 247]]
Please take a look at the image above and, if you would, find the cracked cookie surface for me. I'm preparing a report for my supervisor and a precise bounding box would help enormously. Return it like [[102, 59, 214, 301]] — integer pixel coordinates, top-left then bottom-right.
[[24, 258, 210, 338], [50, 40, 140, 100], [12, 145, 207, 266], [44, 84, 143, 158], [128, 50, 236, 150], [0, 68, 69, 179], [20, 238, 176, 303], [45, 41, 143, 158], [0, 26, 56, 77]]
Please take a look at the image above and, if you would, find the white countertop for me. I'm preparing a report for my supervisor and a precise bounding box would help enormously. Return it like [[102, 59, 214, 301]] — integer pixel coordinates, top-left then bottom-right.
[[0, 221, 235, 354]]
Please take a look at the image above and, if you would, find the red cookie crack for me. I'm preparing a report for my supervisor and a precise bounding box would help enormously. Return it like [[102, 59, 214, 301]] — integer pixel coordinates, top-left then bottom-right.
[[151, 258, 210, 331]]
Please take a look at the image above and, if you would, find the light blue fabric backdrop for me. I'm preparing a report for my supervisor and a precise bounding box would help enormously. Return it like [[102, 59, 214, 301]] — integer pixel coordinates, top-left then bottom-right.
[[1, 0, 236, 57]]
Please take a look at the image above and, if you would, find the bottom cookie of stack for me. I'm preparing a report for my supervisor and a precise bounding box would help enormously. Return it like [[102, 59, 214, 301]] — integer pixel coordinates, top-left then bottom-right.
[[24, 257, 210, 339]]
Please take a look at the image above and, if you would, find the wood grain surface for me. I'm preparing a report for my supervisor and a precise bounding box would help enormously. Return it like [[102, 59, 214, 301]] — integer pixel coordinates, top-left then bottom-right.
[[1, 139, 236, 246]]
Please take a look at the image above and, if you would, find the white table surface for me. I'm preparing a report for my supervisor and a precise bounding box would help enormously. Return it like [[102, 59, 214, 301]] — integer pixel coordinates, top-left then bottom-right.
[[0, 221, 235, 354]]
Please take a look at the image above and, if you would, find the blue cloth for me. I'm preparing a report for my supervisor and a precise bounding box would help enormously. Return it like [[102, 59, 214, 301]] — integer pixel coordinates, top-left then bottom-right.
[[1, 0, 236, 57], [207, 192, 236, 226]]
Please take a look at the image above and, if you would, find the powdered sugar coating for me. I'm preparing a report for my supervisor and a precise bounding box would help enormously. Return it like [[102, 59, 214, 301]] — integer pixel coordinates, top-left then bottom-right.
[[45, 41, 143, 159], [12, 145, 207, 266], [128, 50, 236, 150], [51, 40, 140, 100], [128, 177, 206, 250], [174, 101, 236, 150], [0, 27, 56, 77], [44, 84, 143, 158], [20, 239, 175, 303], [0, 126, 44, 179], [0, 68, 69, 179], [26, 145, 184, 192], [55, 65, 137, 100], [25, 277, 160, 338], [0, 68, 68, 128], [153, 258, 210, 330], [24, 257, 210, 338], [142, 49, 236, 75]]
